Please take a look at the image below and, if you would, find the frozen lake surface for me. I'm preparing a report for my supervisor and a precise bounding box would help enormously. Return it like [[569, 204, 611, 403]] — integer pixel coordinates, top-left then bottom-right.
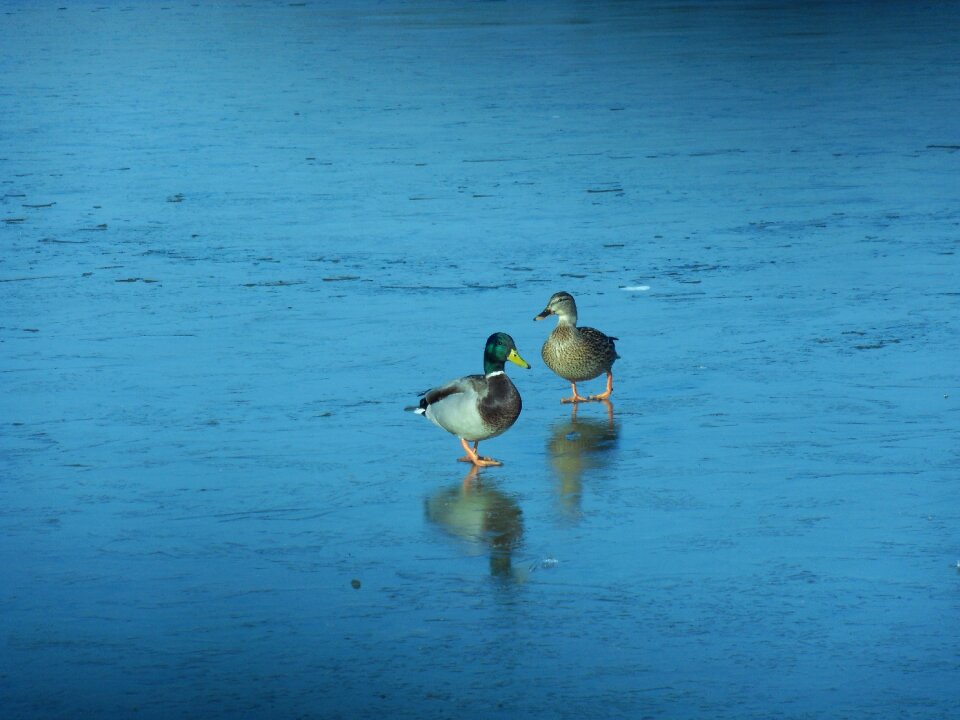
[[2, 1, 959, 717]]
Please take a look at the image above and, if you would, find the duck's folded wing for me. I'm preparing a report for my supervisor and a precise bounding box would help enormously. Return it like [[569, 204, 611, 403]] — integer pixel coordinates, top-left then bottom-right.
[[580, 327, 618, 352], [421, 374, 485, 407]]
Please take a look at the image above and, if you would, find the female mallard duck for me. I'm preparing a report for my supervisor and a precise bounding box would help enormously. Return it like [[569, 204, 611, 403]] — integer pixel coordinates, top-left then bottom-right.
[[534, 291, 619, 403], [408, 332, 530, 467]]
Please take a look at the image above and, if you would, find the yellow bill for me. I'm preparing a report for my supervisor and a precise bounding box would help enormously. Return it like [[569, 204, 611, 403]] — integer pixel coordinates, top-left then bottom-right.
[[507, 348, 531, 369]]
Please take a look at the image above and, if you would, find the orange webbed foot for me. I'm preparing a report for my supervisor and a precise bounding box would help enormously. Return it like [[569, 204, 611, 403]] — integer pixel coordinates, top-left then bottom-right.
[[458, 438, 503, 467], [560, 381, 591, 404], [587, 372, 614, 402]]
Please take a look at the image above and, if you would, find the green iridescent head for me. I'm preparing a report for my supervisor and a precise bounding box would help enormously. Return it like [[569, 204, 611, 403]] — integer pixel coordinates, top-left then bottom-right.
[[483, 332, 531, 375]]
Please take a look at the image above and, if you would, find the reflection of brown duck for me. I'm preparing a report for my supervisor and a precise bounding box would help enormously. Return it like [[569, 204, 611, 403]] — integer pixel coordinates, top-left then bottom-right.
[[424, 468, 524, 578], [547, 402, 618, 519]]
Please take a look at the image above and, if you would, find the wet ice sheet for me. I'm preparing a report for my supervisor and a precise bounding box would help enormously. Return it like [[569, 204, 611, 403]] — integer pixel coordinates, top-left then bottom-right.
[[2, 1, 959, 718]]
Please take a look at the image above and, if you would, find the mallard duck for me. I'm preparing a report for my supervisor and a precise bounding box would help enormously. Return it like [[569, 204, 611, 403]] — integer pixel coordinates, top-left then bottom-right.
[[534, 291, 619, 403], [408, 332, 530, 467]]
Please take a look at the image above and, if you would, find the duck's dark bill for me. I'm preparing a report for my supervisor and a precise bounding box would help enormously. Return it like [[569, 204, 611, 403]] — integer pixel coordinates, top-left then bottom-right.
[[534, 309, 552, 321]]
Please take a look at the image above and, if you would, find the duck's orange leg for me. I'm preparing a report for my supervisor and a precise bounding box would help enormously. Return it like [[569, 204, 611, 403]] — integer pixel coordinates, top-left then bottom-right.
[[456, 440, 479, 463], [588, 372, 614, 402], [560, 382, 591, 404], [456, 438, 502, 467]]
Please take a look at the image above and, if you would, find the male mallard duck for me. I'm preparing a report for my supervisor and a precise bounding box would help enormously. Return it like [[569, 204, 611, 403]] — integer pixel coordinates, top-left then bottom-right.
[[408, 332, 530, 467], [534, 291, 619, 403]]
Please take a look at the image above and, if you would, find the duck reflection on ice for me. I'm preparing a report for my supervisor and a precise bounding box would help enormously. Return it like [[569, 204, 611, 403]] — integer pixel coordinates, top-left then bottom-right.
[[547, 401, 618, 520], [424, 467, 524, 579]]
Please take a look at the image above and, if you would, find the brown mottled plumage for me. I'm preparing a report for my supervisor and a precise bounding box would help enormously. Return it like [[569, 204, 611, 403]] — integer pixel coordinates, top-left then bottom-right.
[[534, 291, 619, 403]]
